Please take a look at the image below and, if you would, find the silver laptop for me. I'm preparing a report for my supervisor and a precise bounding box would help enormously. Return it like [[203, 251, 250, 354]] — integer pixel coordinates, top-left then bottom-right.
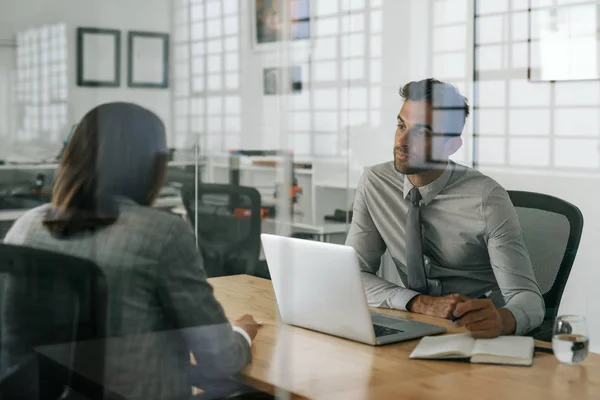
[[261, 234, 446, 345]]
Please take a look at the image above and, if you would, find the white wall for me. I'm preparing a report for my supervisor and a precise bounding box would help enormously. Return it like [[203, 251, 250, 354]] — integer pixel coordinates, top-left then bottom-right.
[[0, 0, 172, 156]]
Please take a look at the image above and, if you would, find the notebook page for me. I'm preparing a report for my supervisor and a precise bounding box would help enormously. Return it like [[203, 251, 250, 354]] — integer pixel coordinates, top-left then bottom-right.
[[410, 333, 475, 359], [472, 336, 534, 360]]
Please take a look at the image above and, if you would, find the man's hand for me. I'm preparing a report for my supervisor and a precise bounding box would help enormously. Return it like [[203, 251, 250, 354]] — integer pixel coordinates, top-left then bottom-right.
[[407, 293, 470, 319], [453, 299, 516, 338], [232, 314, 259, 340]]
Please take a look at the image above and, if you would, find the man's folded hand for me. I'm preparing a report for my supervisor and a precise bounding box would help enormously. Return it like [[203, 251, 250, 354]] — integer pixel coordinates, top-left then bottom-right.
[[407, 293, 469, 319]]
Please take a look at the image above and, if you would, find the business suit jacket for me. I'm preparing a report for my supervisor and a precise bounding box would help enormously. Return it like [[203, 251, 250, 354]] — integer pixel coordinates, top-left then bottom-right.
[[2, 198, 251, 400]]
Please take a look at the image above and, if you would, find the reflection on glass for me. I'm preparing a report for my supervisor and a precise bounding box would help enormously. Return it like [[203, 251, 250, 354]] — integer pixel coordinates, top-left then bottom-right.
[[533, 3, 598, 81]]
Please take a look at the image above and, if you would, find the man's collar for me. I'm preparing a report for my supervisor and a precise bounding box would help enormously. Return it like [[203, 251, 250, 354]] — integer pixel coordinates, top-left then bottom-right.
[[402, 161, 454, 205]]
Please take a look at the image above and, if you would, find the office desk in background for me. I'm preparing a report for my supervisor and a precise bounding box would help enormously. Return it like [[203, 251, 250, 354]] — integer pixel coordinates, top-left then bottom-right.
[[169, 203, 349, 242], [210, 275, 600, 400], [261, 216, 348, 242], [0, 197, 184, 224], [0, 200, 347, 243]]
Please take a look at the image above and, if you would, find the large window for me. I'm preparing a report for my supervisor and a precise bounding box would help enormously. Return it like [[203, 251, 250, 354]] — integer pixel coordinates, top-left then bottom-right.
[[15, 23, 68, 154], [173, 0, 242, 154], [173, 0, 383, 159], [285, 0, 382, 157]]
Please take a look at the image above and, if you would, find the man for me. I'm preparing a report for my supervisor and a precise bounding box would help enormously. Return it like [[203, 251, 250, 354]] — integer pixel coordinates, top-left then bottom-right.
[[346, 78, 544, 338]]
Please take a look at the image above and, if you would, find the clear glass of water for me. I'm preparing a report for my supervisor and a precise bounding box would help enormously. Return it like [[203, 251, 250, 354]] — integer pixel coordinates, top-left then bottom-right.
[[552, 315, 589, 365]]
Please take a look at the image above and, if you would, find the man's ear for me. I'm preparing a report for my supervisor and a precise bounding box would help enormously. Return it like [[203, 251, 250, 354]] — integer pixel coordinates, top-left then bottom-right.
[[445, 136, 463, 156]]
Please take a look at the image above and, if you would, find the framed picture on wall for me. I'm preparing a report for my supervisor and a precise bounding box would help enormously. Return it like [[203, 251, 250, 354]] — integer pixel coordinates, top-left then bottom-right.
[[253, 0, 310, 48], [528, 0, 600, 81], [76, 27, 121, 87], [127, 31, 170, 89], [263, 66, 302, 95]]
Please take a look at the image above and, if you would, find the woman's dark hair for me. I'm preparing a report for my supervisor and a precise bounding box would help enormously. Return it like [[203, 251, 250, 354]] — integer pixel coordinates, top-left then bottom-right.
[[44, 102, 168, 236]]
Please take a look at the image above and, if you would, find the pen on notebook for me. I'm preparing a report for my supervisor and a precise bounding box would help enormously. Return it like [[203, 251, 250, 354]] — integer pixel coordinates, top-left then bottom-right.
[[451, 290, 493, 322]]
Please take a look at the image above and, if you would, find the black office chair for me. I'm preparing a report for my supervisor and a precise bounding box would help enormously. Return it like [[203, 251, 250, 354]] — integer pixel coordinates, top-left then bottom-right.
[[0, 244, 110, 400], [507, 191, 584, 341], [181, 182, 267, 278]]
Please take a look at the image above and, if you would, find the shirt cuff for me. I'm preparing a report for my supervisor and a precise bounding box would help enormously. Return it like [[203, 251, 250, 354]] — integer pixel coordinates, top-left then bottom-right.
[[502, 304, 530, 336], [392, 288, 421, 311], [232, 326, 252, 347]]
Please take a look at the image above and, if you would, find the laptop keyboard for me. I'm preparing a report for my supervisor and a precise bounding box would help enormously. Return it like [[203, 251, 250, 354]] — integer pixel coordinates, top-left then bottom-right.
[[373, 324, 404, 337]]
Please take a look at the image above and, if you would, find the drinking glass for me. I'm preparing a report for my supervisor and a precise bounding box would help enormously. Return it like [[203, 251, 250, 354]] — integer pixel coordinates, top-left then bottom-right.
[[552, 315, 589, 365]]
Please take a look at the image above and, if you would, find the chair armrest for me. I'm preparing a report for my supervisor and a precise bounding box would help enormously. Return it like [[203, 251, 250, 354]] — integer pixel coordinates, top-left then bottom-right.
[[526, 319, 554, 342]]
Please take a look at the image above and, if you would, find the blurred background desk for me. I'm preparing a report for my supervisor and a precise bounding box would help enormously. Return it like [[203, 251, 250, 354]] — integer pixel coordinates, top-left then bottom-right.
[[0, 160, 200, 239], [261, 217, 349, 243]]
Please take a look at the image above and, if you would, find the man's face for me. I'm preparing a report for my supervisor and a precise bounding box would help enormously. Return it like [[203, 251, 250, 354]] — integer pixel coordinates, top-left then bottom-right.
[[394, 100, 437, 174], [394, 100, 463, 174]]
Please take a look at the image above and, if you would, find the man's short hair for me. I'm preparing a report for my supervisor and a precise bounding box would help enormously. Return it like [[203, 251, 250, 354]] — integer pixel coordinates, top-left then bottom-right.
[[399, 78, 470, 137]]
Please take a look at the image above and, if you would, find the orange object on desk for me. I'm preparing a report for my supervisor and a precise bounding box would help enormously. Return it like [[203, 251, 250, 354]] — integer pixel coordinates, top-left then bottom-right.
[[233, 207, 273, 219]]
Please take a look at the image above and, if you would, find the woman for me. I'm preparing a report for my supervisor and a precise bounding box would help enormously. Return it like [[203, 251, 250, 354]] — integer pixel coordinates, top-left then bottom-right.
[[2, 102, 258, 399]]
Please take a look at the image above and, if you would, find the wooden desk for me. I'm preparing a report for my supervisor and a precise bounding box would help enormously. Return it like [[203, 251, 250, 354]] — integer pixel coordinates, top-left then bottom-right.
[[209, 275, 600, 400]]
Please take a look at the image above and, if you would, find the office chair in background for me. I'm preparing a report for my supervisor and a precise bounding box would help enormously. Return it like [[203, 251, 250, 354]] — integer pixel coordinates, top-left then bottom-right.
[[507, 190, 584, 342], [181, 182, 268, 278], [0, 244, 110, 400]]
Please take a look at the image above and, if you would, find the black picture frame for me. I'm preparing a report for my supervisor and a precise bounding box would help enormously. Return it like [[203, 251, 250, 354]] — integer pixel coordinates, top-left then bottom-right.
[[76, 27, 121, 87], [127, 31, 170, 89]]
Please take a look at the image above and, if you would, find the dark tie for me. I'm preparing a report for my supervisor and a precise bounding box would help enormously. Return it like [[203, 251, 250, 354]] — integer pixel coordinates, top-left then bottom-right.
[[406, 187, 428, 293]]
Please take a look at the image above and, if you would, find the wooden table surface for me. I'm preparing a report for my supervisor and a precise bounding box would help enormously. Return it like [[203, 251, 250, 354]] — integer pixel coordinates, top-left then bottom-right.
[[209, 274, 600, 400]]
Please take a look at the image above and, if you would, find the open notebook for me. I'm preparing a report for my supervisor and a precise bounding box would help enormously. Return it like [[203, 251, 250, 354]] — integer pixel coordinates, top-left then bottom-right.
[[409, 333, 534, 366]]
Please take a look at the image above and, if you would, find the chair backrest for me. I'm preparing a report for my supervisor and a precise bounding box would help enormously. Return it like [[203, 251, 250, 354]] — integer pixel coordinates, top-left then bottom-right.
[[0, 244, 108, 400], [181, 182, 262, 277], [507, 191, 584, 320]]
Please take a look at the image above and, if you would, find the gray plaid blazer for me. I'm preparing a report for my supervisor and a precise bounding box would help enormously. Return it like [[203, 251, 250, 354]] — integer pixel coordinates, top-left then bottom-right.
[[2, 198, 251, 400]]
